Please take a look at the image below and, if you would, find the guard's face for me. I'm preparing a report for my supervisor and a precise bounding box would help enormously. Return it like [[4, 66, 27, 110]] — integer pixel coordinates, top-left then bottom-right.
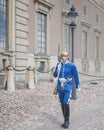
[[61, 55, 69, 62]]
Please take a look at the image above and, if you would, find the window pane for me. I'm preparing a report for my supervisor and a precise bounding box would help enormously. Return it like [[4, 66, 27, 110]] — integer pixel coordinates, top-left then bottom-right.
[[42, 25, 45, 31], [4, 0, 6, 5], [0, 27, 6, 33], [0, 20, 4, 26], [42, 37, 45, 42], [42, 32, 45, 37], [38, 19, 41, 25], [38, 47, 41, 53], [38, 36, 41, 42], [38, 31, 41, 36], [38, 25, 41, 31]]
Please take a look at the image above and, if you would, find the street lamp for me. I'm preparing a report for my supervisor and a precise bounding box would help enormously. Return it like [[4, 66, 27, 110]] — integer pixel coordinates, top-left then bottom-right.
[[68, 6, 78, 100]]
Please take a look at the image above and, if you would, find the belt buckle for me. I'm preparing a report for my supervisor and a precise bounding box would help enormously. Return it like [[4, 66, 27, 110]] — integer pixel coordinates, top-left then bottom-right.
[[67, 78, 72, 82]]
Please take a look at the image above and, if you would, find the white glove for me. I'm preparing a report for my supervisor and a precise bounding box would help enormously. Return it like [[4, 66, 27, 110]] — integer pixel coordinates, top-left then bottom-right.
[[77, 87, 81, 92]]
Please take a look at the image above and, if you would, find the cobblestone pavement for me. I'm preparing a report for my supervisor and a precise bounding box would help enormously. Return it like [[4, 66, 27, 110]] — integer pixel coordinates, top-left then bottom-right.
[[0, 80, 104, 130]]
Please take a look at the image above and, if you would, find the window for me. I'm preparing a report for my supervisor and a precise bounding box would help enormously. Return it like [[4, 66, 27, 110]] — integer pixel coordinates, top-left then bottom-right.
[[65, 24, 70, 54], [0, 0, 8, 48], [96, 14, 99, 23], [83, 5, 87, 16], [65, 0, 70, 5], [82, 31, 87, 59], [38, 12, 47, 54], [38, 61, 45, 72], [95, 36, 99, 61]]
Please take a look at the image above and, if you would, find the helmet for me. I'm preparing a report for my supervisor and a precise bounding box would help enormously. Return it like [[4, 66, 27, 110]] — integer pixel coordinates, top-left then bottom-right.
[[60, 51, 68, 57]]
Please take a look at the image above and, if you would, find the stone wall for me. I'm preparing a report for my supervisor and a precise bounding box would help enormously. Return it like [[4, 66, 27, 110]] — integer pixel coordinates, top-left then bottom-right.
[[15, 0, 29, 67]]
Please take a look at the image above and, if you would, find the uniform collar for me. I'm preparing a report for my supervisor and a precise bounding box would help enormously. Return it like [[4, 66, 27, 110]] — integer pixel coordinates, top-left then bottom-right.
[[62, 61, 69, 64]]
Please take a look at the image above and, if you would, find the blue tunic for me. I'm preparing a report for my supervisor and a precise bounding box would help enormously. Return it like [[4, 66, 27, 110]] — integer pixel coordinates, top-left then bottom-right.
[[53, 61, 80, 91], [53, 61, 80, 104]]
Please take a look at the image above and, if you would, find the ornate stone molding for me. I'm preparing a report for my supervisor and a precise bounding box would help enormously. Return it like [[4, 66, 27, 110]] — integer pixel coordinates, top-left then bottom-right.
[[94, 27, 102, 34], [81, 20, 91, 28], [62, 10, 68, 16]]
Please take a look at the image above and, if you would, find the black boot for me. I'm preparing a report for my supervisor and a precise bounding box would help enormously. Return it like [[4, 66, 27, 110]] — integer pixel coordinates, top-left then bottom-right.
[[61, 105, 70, 129], [61, 104, 65, 127], [64, 117, 69, 129]]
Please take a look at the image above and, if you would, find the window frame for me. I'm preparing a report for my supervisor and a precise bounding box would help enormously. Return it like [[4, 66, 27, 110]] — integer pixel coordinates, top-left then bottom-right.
[[65, 0, 70, 5], [95, 36, 99, 61], [82, 31, 87, 60], [37, 12, 47, 54], [96, 14, 99, 23], [64, 23, 70, 54], [0, 0, 8, 49], [83, 5, 87, 16]]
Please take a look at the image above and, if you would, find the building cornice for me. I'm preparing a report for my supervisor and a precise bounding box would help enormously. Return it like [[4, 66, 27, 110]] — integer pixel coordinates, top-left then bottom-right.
[[88, 0, 104, 13], [34, 0, 54, 9]]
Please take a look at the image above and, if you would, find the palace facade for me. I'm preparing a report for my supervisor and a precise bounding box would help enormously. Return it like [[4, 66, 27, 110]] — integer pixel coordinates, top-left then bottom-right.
[[0, 0, 104, 82]]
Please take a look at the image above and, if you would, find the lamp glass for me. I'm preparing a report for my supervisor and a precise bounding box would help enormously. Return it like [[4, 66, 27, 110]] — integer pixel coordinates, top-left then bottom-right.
[[69, 15, 78, 25]]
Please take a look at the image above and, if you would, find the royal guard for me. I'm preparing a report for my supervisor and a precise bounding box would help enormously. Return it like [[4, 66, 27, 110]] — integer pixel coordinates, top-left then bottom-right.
[[53, 51, 80, 129]]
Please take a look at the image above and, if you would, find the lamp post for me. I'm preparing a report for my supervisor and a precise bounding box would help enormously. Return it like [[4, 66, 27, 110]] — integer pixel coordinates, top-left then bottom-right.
[[68, 6, 78, 100]]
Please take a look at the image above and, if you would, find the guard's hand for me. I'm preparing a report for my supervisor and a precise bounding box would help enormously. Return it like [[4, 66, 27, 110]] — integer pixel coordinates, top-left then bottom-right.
[[77, 87, 81, 92]]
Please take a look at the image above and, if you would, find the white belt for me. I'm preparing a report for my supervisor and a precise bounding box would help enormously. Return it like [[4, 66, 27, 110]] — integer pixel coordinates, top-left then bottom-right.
[[59, 78, 72, 87]]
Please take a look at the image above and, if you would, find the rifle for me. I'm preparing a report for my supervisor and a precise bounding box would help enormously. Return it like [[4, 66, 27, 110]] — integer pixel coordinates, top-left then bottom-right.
[[58, 44, 61, 62]]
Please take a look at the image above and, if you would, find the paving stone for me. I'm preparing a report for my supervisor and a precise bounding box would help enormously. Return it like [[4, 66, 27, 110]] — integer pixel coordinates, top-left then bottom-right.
[[0, 80, 104, 130]]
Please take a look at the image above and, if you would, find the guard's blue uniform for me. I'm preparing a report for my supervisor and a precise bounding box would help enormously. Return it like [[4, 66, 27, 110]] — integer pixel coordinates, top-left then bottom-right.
[[53, 61, 80, 105]]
